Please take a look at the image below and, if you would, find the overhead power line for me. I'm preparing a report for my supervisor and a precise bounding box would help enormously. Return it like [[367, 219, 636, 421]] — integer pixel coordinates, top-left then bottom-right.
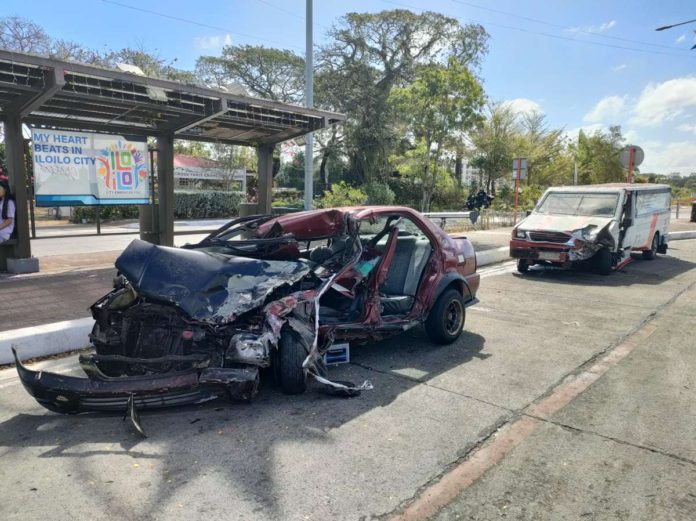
[[101, 0, 305, 52], [449, 0, 689, 52], [379, 0, 693, 58]]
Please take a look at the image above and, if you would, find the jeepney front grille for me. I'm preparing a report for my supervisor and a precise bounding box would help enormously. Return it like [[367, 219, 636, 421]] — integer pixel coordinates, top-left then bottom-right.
[[528, 230, 571, 243]]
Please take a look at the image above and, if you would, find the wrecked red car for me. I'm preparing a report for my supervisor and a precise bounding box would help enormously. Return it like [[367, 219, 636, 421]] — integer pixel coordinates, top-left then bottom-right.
[[15, 206, 479, 418]]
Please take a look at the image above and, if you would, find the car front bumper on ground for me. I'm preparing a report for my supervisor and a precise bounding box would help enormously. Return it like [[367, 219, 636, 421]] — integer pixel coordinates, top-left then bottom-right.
[[12, 347, 259, 415]]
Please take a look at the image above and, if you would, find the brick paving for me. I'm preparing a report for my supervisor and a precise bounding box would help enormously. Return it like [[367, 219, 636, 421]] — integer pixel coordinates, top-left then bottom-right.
[[1, 268, 115, 332]]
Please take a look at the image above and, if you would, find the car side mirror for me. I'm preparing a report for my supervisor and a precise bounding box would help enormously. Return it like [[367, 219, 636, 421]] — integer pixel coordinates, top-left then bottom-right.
[[525, 210, 532, 217]]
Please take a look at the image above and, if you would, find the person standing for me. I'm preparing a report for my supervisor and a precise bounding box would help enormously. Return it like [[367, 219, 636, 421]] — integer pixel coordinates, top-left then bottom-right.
[[0, 179, 16, 244]]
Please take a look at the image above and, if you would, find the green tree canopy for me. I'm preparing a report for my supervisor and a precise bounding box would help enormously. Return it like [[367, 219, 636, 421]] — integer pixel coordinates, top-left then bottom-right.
[[196, 45, 305, 103], [390, 57, 485, 210], [317, 9, 488, 185]]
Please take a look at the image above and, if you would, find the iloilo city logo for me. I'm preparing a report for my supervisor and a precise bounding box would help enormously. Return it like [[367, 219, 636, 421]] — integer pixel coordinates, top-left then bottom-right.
[[97, 142, 148, 192]]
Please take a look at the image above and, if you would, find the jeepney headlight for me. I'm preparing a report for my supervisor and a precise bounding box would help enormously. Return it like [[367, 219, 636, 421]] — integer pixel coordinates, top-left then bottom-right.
[[581, 226, 598, 241]]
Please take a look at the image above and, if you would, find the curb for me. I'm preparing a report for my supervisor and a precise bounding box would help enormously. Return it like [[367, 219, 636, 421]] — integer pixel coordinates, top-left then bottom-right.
[[667, 231, 696, 241], [0, 317, 93, 365], [475, 246, 510, 267]]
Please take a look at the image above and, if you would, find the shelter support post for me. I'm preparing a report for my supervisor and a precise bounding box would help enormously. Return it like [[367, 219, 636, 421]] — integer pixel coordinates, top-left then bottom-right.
[[157, 132, 175, 246], [4, 115, 32, 261], [257, 144, 274, 214]]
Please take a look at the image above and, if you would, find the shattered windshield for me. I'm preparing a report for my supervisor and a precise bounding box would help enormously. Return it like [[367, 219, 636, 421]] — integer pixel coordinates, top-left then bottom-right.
[[536, 192, 619, 217]]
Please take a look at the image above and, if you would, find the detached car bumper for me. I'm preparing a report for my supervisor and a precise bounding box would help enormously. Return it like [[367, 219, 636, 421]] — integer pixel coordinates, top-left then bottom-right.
[[12, 347, 258, 414]]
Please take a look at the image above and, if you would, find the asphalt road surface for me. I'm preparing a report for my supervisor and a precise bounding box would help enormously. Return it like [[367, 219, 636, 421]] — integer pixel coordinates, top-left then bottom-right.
[[1, 241, 695, 521]]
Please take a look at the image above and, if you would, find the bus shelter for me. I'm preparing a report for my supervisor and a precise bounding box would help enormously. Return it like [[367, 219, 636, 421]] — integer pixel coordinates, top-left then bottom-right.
[[0, 49, 344, 271]]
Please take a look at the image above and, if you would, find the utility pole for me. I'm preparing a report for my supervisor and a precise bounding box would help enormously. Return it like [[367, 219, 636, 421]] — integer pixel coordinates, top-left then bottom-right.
[[304, 0, 314, 210], [573, 161, 578, 185]]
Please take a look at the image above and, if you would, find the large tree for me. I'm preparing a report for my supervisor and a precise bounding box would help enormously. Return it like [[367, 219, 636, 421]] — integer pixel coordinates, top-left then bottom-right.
[[196, 45, 305, 102], [468, 103, 520, 194], [572, 126, 625, 184], [318, 9, 488, 186], [390, 58, 485, 211]]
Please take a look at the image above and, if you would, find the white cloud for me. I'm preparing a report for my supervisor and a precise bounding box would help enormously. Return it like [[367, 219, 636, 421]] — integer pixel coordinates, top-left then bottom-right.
[[583, 95, 626, 123], [612, 64, 627, 72], [677, 123, 696, 134], [504, 98, 543, 116], [630, 77, 696, 126], [568, 20, 616, 34], [676, 34, 687, 44], [639, 140, 696, 175], [194, 34, 233, 50], [564, 123, 605, 141]]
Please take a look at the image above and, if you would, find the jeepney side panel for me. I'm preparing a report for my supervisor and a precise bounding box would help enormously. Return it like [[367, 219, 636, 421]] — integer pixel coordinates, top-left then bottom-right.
[[629, 189, 672, 251]]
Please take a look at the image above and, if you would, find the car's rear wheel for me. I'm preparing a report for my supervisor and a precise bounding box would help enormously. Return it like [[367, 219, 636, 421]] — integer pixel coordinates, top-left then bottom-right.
[[275, 327, 308, 395], [594, 247, 613, 275], [425, 288, 466, 345], [642, 233, 658, 260], [517, 259, 530, 273]]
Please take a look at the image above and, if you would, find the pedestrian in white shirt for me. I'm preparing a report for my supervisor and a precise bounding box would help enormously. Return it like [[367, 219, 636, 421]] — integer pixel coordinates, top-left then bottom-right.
[[0, 179, 16, 244]]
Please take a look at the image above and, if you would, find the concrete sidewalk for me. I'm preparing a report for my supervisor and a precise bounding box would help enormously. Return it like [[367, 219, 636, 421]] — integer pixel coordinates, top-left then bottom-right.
[[433, 279, 696, 520]]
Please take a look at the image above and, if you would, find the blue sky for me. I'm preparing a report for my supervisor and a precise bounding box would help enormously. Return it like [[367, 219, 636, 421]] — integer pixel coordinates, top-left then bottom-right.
[[3, 0, 696, 174]]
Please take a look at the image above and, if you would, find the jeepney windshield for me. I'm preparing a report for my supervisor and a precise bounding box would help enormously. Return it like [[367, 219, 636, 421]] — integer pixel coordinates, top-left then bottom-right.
[[536, 192, 619, 217]]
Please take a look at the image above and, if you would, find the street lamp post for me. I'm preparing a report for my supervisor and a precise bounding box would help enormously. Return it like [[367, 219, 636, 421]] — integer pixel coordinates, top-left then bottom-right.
[[304, 0, 314, 210]]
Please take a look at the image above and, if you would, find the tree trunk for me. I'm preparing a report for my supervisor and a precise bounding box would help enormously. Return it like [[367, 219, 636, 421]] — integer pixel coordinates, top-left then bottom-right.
[[454, 150, 463, 187], [421, 138, 434, 213]]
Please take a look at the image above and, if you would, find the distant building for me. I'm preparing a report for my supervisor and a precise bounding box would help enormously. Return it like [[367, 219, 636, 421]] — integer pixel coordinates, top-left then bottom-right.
[[460, 160, 481, 187]]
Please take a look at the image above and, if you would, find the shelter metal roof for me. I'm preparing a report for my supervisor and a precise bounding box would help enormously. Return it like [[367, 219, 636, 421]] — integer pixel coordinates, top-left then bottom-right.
[[0, 49, 344, 145]]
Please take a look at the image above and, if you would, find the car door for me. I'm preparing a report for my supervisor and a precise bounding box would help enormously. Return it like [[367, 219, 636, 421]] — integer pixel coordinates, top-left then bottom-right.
[[619, 190, 639, 250], [363, 224, 399, 324]]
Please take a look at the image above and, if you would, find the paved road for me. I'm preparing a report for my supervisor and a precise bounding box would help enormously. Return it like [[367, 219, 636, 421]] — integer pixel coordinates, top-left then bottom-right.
[[1, 242, 695, 520]]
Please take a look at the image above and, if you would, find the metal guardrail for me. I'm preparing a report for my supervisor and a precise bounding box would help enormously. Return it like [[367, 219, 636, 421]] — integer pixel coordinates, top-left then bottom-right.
[[423, 211, 473, 228]]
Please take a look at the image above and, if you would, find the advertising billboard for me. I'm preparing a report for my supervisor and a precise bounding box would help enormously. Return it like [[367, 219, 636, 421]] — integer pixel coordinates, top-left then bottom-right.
[[32, 129, 150, 206]]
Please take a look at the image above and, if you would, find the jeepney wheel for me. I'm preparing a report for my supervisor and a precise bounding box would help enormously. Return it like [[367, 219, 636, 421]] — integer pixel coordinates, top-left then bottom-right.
[[642, 233, 658, 260], [425, 289, 466, 345], [594, 247, 612, 276], [517, 259, 530, 274], [275, 327, 308, 395]]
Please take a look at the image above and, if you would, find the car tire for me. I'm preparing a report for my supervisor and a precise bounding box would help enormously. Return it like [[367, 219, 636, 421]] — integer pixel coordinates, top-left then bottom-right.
[[517, 259, 530, 273], [642, 233, 658, 260], [594, 247, 612, 276], [425, 288, 466, 345], [276, 327, 308, 395]]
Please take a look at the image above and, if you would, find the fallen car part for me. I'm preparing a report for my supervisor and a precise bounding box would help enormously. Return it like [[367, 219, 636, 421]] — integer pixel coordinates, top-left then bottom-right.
[[12, 347, 258, 414], [125, 394, 147, 438]]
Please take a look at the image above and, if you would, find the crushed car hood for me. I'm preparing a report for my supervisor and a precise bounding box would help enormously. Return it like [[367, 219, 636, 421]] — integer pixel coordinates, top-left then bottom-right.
[[116, 239, 311, 323], [519, 213, 615, 233]]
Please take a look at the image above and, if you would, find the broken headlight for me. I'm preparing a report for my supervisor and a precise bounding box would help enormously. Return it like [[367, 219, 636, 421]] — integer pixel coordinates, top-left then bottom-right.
[[580, 226, 599, 241]]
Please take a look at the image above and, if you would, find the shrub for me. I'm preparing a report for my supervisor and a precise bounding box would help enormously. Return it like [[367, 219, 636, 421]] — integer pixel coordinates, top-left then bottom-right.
[[365, 182, 395, 205], [387, 178, 421, 209], [71, 205, 139, 223], [430, 186, 468, 211], [317, 181, 367, 208], [173, 191, 242, 219], [70, 191, 242, 223]]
